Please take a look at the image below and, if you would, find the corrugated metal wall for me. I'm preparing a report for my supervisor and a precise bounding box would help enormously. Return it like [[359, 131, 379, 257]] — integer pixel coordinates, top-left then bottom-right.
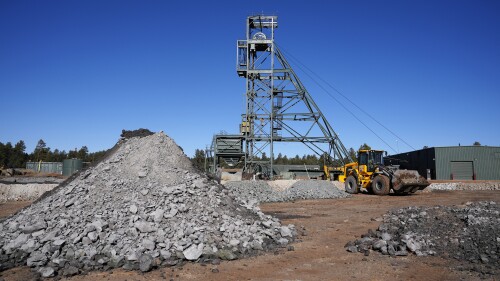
[[62, 159, 83, 177], [26, 162, 63, 174], [385, 146, 500, 180], [449, 161, 474, 180], [435, 146, 500, 180], [384, 148, 436, 179]]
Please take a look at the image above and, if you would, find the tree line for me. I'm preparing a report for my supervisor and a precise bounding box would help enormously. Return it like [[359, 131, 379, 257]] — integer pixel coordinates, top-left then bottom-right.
[[0, 139, 107, 169], [190, 141, 480, 172], [190, 143, 373, 171]]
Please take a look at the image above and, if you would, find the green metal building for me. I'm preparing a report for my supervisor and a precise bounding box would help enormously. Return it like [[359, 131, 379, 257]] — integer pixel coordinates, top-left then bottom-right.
[[62, 159, 83, 177], [384, 146, 500, 180]]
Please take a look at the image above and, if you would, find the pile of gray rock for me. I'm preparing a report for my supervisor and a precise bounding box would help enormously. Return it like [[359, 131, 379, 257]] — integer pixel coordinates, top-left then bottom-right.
[[226, 181, 281, 203], [0, 177, 64, 185], [0, 169, 25, 177], [0, 132, 296, 277], [0, 177, 64, 202], [0, 183, 59, 203], [346, 201, 499, 275], [427, 182, 500, 191], [225, 180, 350, 204]]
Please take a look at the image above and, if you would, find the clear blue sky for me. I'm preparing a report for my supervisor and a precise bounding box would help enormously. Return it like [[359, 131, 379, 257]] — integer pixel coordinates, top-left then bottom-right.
[[1, 0, 499, 158]]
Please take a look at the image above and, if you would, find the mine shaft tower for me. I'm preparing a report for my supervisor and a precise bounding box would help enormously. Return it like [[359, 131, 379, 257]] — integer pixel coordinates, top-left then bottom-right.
[[236, 15, 350, 177]]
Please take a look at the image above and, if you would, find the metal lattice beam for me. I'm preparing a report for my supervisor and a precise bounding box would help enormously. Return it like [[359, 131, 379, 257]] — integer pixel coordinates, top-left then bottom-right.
[[234, 15, 351, 178]]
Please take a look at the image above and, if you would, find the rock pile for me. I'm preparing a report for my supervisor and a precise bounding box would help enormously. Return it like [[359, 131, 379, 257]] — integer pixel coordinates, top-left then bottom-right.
[[225, 180, 350, 204], [345, 201, 499, 275], [427, 182, 500, 191], [0, 132, 296, 277], [0, 183, 58, 203], [0, 169, 25, 177], [0, 177, 64, 184]]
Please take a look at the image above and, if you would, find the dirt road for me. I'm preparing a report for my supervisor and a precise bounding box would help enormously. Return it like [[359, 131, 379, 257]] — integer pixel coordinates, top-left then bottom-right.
[[1, 190, 498, 281]]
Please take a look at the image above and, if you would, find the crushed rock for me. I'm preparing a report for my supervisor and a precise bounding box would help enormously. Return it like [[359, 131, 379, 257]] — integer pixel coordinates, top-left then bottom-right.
[[0, 131, 296, 277], [225, 180, 350, 204], [427, 182, 500, 191], [346, 201, 500, 276], [0, 177, 64, 185], [0, 184, 59, 203]]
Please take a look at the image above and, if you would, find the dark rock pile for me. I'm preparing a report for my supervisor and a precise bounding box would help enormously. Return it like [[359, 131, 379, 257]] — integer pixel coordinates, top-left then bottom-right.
[[120, 128, 155, 139], [346, 201, 499, 275], [0, 132, 296, 278], [225, 180, 350, 204]]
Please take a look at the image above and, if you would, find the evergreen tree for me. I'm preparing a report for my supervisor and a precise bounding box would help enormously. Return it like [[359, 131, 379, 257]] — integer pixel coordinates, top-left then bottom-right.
[[191, 149, 206, 171], [261, 152, 269, 161], [77, 146, 89, 160], [87, 150, 107, 163], [68, 148, 78, 159], [282, 155, 288, 164], [3, 142, 13, 167], [34, 139, 49, 161], [0, 142, 12, 167], [275, 153, 283, 164], [359, 143, 371, 150], [348, 148, 357, 162], [9, 140, 27, 168], [53, 149, 62, 162]]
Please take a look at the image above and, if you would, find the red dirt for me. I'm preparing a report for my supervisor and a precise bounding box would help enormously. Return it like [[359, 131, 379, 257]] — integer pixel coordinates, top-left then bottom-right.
[[1, 191, 499, 281]]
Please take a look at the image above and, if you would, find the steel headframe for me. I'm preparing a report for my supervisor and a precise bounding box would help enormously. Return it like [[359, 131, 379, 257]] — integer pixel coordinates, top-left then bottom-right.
[[236, 15, 351, 178]]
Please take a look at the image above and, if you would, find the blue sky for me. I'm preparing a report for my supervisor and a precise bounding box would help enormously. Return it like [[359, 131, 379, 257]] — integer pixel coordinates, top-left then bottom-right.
[[1, 0, 499, 158]]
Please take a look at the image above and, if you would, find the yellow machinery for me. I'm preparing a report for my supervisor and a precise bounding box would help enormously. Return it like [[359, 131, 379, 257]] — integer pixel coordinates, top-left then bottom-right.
[[325, 149, 429, 195]]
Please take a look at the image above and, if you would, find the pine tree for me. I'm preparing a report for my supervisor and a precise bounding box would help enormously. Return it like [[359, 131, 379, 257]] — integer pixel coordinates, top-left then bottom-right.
[[34, 139, 48, 161], [359, 143, 371, 150], [0, 142, 10, 167], [348, 148, 357, 162], [9, 140, 27, 168], [191, 149, 206, 171], [77, 146, 89, 160]]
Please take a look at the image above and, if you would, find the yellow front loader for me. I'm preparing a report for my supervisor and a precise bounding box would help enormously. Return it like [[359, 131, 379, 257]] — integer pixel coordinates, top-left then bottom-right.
[[326, 149, 429, 195]]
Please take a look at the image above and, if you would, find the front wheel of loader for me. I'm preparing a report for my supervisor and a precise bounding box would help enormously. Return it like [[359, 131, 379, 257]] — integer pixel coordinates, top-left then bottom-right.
[[371, 175, 390, 196], [345, 176, 359, 194]]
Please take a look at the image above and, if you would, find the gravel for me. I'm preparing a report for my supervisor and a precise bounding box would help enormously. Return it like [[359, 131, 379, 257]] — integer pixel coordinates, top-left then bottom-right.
[[0, 184, 59, 203], [346, 201, 500, 276], [225, 180, 350, 204], [427, 182, 500, 191], [0, 131, 296, 277], [0, 177, 64, 185]]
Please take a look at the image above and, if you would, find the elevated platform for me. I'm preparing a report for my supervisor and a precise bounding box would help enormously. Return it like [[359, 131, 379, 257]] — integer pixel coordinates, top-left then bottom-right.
[[213, 134, 246, 167]]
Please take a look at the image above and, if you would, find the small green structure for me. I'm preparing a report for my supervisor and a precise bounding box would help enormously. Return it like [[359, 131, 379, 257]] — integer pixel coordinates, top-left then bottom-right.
[[385, 146, 500, 180], [26, 162, 63, 174], [63, 159, 83, 177]]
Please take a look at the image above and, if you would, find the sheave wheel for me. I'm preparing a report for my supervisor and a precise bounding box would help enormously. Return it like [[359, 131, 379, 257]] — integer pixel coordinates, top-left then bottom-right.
[[345, 176, 359, 194], [371, 175, 390, 196]]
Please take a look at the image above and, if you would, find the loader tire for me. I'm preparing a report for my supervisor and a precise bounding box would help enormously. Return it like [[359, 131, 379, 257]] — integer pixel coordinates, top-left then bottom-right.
[[345, 176, 359, 194], [372, 175, 390, 196]]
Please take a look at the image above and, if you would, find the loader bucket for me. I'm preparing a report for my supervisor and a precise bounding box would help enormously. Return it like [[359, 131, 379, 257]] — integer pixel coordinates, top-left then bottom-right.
[[391, 170, 429, 193]]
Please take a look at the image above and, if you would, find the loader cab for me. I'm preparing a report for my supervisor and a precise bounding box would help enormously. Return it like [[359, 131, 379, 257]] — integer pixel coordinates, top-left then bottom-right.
[[358, 150, 384, 172]]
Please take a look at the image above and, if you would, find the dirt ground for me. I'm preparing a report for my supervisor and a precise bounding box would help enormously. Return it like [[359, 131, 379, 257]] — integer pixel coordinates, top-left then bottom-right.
[[0, 201, 32, 218], [1, 190, 499, 281]]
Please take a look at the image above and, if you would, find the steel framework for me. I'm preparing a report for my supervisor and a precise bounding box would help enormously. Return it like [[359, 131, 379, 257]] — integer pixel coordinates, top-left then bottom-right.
[[236, 15, 351, 178], [205, 134, 245, 175]]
